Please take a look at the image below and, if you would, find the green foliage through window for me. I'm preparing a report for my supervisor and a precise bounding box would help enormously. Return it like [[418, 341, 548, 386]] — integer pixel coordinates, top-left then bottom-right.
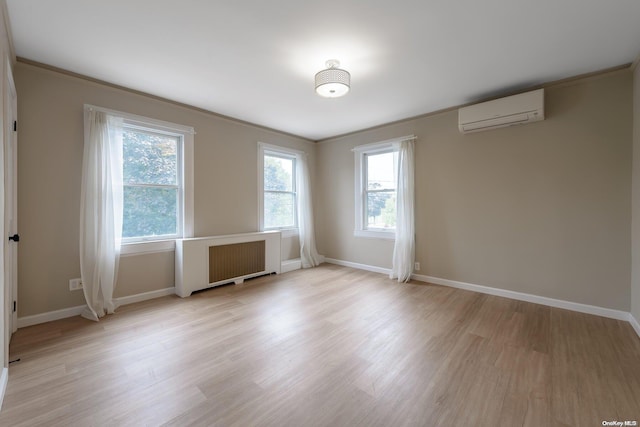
[[264, 153, 296, 228], [365, 150, 397, 230], [122, 128, 181, 239]]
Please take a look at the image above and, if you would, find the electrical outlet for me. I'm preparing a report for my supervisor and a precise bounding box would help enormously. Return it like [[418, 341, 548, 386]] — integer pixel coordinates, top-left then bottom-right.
[[69, 278, 83, 291], [414, 262, 421, 271]]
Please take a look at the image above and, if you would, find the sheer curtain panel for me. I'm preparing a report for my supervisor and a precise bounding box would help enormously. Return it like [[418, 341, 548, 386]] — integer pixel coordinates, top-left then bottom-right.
[[297, 152, 322, 268], [80, 109, 124, 321], [390, 138, 416, 282]]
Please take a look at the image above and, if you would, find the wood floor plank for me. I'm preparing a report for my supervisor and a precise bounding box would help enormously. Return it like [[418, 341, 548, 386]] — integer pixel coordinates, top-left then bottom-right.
[[1, 264, 639, 426]]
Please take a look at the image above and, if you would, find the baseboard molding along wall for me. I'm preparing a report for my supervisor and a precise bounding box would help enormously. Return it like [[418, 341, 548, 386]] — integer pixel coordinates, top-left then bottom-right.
[[281, 258, 302, 273], [324, 258, 639, 336], [413, 273, 629, 321], [17, 287, 176, 329], [281, 256, 326, 273], [16, 259, 639, 340], [114, 287, 176, 307], [18, 259, 307, 329], [324, 258, 391, 276]]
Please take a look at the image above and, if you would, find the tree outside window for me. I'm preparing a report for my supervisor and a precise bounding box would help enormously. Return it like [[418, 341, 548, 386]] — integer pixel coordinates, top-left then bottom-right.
[[365, 150, 397, 230], [263, 153, 296, 229], [122, 128, 181, 239]]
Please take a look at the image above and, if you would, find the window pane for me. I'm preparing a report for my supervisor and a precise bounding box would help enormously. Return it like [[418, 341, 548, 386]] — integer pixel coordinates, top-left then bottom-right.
[[264, 155, 294, 191], [123, 129, 178, 185], [366, 190, 396, 229], [123, 186, 178, 238], [367, 151, 397, 191], [264, 191, 295, 228]]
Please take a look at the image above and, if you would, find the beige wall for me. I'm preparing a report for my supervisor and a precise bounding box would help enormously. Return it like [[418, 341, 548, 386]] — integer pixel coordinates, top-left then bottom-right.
[[632, 63, 640, 322], [317, 70, 632, 311], [15, 60, 637, 318], [16, 62, 314, 317]]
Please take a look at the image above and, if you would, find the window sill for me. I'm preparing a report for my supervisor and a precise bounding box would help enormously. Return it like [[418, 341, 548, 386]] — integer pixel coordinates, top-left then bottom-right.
[[354, 229, 395, 240], [264, 228, 298, 239], [120, 239, 176, 256]]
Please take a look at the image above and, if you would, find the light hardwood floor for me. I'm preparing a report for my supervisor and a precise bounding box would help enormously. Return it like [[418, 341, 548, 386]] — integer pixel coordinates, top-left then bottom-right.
[[1, 264, 639, 426]]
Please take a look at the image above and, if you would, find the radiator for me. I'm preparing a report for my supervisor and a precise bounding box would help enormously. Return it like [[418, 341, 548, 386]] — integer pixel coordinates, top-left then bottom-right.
[[175, 231, 281, 297], [209, 241, 265, 283]]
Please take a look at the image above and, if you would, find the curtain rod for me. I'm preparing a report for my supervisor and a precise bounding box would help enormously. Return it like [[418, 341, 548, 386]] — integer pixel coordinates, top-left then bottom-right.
[[84, 104, 196, 135], [351, 135, 416, 152]]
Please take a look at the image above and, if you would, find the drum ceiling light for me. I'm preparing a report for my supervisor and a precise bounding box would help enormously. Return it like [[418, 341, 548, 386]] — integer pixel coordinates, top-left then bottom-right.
[[315, 59, 350, 98]]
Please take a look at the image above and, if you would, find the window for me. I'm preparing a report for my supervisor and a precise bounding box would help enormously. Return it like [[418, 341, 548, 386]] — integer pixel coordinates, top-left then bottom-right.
[[364, 150, 398, 230], [354, 139, 402, 238], [258, 143, 300, 236], [84, 105, 194, 254], [122, 127, 182, 241]]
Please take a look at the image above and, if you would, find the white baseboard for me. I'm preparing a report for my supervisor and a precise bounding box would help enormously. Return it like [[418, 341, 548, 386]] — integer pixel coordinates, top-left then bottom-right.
[[0, 367, 7, 411], [324, 258, 634, 325], [282, 256, 327, 272], [324, 258, 391, 275], [17, 305, 86, 328], [114, 287, 175, 306], [16, 263, 640, 340], [629, 313, 640, 338], [17, 287, 176, 329], [412, 273, 629, 322], [281, 258, 302, 273]]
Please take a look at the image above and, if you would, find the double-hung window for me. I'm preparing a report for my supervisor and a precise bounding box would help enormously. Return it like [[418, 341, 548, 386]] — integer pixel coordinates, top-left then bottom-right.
[[84, 105, 194, 254], [354, 140, 400, 238], [122, 126, 183, 241], [258, 143, 299, 236]]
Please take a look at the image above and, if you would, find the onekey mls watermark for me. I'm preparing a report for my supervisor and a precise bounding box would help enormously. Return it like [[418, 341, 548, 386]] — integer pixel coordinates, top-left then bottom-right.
[[602, 421, 637, 426]]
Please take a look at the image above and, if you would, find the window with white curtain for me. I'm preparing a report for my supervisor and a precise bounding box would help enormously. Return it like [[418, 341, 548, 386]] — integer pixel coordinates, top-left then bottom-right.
[[258, 143, 298, 236], [353, 139, 402, 238], [83, 106, 194, 254]]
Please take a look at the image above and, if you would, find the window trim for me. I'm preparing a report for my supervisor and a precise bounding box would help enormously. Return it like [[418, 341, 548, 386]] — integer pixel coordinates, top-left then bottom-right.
[[84, 105, 194, 254], [258, 142, 302, 238], [353, 135, 414, 239], [120, 125, 183, 244]]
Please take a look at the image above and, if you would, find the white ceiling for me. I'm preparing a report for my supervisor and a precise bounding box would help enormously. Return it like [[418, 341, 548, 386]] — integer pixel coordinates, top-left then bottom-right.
[[6, 0, 640, 141]]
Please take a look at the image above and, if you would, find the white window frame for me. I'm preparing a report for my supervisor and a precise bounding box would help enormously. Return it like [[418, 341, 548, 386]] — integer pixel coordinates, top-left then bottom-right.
[[353, 135, 413, 239], [84, 105, 194, 256], [258, 142, 301, 238]]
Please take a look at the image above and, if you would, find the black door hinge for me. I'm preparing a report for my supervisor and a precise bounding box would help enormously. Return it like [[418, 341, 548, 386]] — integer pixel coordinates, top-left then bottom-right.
[[13, 121, 16, 132], [13, 301, 16, 312]]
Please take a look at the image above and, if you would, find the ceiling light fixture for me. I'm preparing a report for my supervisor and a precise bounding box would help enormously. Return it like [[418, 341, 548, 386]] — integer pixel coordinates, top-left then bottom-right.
[[315, 59, 350, 98]]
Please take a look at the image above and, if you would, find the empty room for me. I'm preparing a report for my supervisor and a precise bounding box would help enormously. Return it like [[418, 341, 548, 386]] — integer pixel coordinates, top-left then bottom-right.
[[0, 0, 638, 426]]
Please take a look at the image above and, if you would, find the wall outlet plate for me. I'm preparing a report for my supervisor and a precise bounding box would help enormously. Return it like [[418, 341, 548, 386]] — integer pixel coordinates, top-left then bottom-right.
[[69, 278, 83, 291], [414, 262, 421, 271]]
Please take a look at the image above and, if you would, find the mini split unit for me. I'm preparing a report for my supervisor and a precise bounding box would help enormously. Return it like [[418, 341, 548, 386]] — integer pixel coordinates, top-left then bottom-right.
[[458, 89, 544, 134]]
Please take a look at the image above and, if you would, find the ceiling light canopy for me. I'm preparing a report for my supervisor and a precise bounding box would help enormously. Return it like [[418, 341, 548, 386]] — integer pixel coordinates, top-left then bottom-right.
[[315, 59, 350, 98]]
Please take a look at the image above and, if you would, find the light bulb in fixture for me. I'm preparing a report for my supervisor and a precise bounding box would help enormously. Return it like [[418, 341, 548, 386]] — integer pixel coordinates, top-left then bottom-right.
[[315, 59, 350, 98]]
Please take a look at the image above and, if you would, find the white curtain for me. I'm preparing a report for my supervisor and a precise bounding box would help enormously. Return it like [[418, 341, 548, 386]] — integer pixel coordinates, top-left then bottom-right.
[[79, 110, 123, 321], [390, 138, 415, 282], [297, 152, 322, 268]]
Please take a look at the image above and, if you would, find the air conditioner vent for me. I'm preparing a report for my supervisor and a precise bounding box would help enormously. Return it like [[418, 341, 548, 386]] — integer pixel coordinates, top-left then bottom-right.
[[459, 89, 544, 134]]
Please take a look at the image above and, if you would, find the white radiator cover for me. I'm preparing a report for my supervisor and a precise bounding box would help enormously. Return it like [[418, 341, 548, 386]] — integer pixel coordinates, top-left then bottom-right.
[[175, 231, 281, 297]]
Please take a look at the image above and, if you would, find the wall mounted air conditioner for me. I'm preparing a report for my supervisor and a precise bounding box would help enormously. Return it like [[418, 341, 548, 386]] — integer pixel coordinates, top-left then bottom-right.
[[458, 89, 544, 134]]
